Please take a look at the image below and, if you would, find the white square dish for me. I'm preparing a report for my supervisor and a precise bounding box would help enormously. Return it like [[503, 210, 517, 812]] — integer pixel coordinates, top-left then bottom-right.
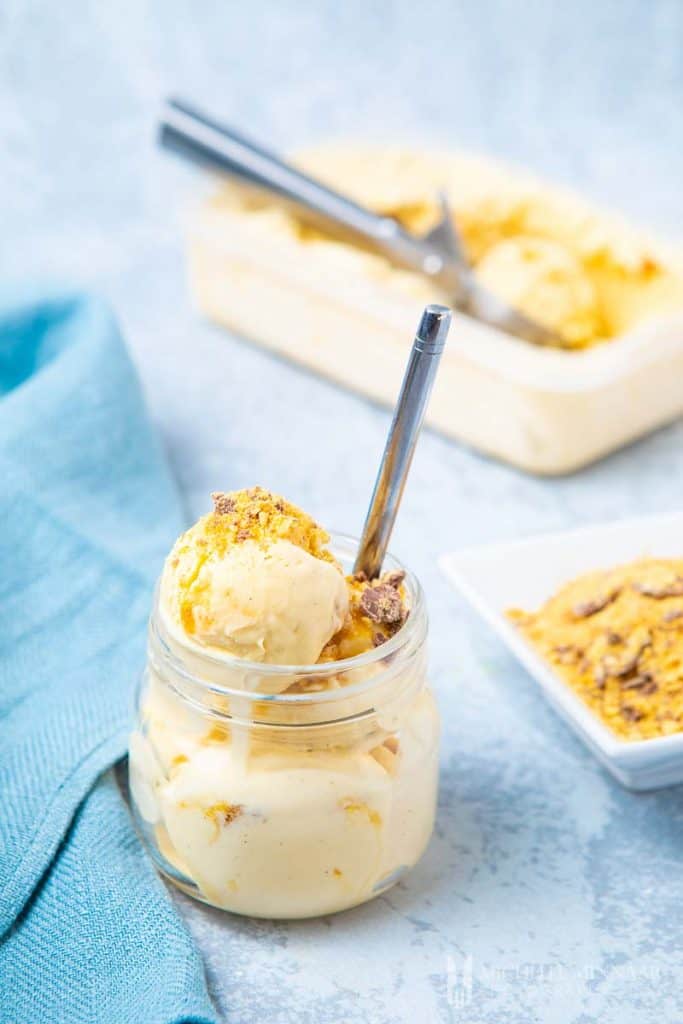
[[440, 513, 683, 790]]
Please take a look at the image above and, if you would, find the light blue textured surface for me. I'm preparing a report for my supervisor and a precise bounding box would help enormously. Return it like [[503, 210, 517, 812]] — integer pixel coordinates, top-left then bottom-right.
[[3, 2, 683, 1021]]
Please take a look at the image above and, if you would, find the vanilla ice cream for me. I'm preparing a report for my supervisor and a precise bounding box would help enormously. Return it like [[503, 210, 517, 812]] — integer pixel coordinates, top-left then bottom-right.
[[288, 144, 683, 347], [187, 145, 683, 474], [133, 685, 438, 918], [130, 491, 439, 918], [476, 236, 603, 347], [159, 487, 348, 667]]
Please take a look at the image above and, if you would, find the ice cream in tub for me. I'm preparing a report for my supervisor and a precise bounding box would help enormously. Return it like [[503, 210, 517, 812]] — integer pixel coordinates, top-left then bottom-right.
[[187, 146, 683, 474]]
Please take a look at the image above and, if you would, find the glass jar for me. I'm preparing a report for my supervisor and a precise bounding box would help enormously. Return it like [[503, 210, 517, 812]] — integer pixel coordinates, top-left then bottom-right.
[[129, 535, 439, 919]]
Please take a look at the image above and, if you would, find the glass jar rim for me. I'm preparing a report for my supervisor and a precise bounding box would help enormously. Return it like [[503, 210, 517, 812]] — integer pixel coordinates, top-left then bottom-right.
[[149, 532, 427, 707]]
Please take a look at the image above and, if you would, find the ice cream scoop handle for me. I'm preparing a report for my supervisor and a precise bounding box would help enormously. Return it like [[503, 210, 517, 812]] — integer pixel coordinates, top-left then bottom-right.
[[354, 305, 451, 580], [159, 98, 445, 280]]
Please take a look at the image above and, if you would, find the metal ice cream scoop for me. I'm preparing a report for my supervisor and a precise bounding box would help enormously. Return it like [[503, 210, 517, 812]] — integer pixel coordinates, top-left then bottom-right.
[[354, 304, 451, 580], [159, 98, 562, 348]]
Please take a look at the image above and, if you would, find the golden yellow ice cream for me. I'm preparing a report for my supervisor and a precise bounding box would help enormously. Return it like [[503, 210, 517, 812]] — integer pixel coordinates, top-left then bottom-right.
[[476, 236, 603, 347], [159, 487, 348, 665], [131, 489, 438, 919], [252, 144, 683, 349]]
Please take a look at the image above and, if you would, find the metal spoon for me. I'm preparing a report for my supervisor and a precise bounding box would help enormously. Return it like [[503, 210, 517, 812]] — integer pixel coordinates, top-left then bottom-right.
[[159, 98, 562, 348], [354, 304, 451, 580]]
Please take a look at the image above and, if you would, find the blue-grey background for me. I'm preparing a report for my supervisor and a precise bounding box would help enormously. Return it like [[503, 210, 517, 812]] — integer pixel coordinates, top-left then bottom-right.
[[3, 2, 683, 1021]]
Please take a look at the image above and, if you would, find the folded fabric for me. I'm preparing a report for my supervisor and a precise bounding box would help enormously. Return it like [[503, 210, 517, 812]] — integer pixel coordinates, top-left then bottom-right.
[[0, 287, 216, 1024]]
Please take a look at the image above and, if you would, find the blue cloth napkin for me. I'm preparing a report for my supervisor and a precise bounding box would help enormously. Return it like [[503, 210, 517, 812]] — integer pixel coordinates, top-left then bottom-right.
[[0, 288, 216, 1024]]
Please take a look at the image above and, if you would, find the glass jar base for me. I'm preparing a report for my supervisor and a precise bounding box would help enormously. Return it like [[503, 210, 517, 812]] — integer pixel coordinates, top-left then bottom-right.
[[158, 862, 406, 920]]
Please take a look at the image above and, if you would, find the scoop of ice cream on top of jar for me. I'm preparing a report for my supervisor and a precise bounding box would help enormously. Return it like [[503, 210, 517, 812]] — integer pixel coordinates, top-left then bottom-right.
[[159, 487, 350, 667], [159, 487, 410, 675]]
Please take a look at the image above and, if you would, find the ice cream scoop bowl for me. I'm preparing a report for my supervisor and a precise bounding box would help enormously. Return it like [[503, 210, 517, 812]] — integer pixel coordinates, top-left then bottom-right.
[[129, 535, 439, 919]]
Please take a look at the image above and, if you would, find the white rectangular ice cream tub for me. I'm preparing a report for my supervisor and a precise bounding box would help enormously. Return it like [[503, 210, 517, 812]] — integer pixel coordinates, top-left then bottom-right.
[[185, 147, 683, 475]]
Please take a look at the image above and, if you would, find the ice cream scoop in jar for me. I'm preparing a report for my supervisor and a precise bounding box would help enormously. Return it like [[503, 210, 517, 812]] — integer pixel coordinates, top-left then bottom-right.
[[129, 512, 439, 919], [129, 306, 448, 918]]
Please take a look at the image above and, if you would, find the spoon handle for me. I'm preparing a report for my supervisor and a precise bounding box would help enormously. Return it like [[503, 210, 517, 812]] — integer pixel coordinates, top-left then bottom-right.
[[354, 305, 451, 580]]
